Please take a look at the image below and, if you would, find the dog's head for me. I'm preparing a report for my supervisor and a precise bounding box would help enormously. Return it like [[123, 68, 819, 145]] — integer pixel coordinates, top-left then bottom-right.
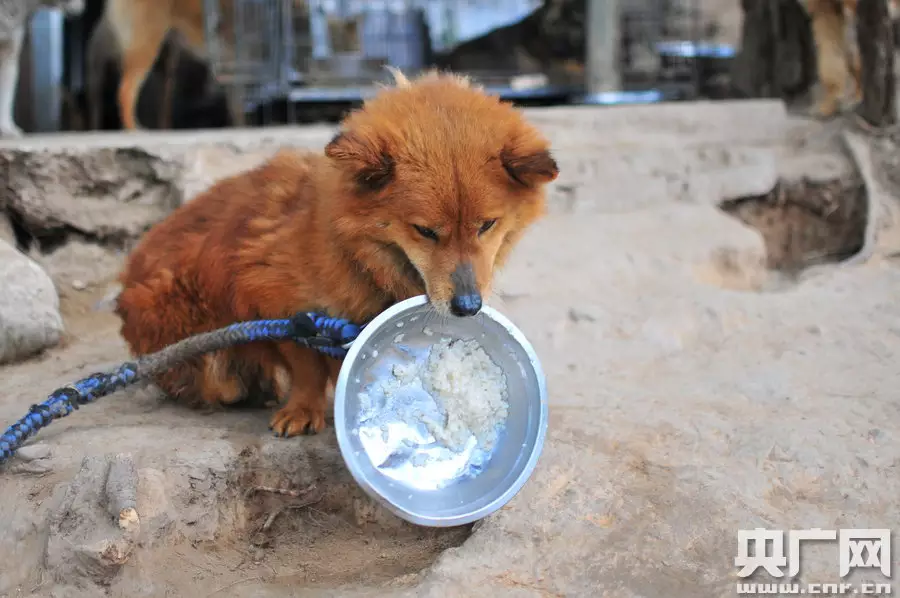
[[326, 69, 558, 317]]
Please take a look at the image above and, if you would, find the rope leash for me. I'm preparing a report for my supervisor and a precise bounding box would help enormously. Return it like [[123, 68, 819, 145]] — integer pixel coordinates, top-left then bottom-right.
[[0, 312, 362, 466]]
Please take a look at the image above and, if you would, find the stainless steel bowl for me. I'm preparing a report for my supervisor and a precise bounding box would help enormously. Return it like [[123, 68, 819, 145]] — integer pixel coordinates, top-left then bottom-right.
[[334, 295, 548, 527]]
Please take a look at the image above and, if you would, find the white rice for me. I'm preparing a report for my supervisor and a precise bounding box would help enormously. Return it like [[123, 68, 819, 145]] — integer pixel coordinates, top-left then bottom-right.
[[420, 338, 509, 451], [358, 337, 509, 453]]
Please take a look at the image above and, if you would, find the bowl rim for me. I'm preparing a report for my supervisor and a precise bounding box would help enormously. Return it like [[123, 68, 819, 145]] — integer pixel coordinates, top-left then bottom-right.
[[333, 294, 549, 527]]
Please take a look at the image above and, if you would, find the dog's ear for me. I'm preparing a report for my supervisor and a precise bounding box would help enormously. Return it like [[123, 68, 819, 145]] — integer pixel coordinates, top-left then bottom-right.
[[325, 132, 395, 192], [500, 146, 559, 188]]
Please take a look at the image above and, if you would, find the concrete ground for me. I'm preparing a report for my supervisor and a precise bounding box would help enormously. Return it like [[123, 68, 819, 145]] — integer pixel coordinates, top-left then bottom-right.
[[0, 100, 898, 598]]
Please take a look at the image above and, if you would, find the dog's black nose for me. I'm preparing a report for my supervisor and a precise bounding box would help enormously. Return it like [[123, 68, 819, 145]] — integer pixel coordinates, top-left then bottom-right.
[[450, 293, 482, 317]]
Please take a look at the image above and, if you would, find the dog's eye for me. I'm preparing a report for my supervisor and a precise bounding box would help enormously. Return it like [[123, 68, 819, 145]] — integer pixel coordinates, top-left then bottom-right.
[[479, 219, 497, 235], [413, 225, 439, 241]]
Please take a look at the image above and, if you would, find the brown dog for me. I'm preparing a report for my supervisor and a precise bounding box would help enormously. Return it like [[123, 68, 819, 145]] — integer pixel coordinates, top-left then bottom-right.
[[85, 12, 184, 131], [101, 0, 310, 130], [802, 0, 899, 118], [115, 70, 559, 437], [101, 0, 214, 130]]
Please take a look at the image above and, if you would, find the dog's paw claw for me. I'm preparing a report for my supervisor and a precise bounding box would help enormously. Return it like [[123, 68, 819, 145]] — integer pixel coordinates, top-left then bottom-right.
[[269, 404, 326, 438]]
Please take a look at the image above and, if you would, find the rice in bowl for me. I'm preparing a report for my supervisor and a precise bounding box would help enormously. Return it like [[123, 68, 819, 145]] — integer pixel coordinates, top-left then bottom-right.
[[355, 335, 510, 490]]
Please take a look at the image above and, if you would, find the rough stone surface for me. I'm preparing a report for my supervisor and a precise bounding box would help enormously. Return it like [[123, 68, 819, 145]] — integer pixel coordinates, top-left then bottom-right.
[[0, 101, 854, 243], [0, 102, 896, 598], [35, 240, 125, 292], [0, 128, 333, 246], [842, 130, 900, 261], [0, 148, 180, 243], [0, 240, 64, 365]]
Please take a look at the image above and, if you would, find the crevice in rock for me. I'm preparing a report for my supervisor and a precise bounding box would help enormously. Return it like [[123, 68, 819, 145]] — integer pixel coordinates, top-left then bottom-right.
[[0, 147, 181, 254], [720, 176, 868, 275], [4, 206, 33, 253], [3, 203, 131, 254], [220, 444, 474, 589]]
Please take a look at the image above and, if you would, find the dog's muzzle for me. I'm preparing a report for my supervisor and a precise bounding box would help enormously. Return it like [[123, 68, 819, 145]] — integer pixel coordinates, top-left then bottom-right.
[[449, 262, 482, 317]]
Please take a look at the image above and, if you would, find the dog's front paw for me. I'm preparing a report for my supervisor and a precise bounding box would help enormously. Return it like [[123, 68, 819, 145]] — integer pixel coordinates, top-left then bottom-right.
[[0, 122, 23, 138], [269, 403, 326, 438]]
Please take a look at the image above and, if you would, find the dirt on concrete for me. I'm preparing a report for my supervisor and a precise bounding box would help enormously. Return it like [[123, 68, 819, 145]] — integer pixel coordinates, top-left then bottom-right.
[[10, 283, 472, 597], [1, 101, 899, 598]]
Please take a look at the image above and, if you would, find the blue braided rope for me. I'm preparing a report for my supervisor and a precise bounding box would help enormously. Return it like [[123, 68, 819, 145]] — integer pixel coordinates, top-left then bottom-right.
[[0, 311, 362, 466]]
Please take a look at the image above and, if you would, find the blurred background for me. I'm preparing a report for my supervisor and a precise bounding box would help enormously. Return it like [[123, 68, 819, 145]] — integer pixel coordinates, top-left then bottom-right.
[[9, 0, 847, 134]]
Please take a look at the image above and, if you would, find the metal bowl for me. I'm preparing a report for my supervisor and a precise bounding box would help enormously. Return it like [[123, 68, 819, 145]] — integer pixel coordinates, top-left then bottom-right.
[[334, 295, 548, 527]]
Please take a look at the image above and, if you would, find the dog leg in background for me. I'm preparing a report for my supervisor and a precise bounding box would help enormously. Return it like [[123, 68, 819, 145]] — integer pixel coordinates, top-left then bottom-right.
[[112, 1, 168, 131], [840, 0, 864, 107], [808, 0, 851, 118], [0, 27, 24, 137]]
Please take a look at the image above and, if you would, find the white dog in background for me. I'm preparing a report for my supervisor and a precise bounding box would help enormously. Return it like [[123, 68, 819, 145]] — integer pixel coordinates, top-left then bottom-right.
[[0, 0, 85, 137]]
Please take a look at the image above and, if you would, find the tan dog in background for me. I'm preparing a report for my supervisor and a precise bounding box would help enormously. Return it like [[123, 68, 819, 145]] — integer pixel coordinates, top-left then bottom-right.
[[98, 0, 311, 131], [99, 0, 221, 130], [85, 12, 185, 131], [802, 0, 899, 118]]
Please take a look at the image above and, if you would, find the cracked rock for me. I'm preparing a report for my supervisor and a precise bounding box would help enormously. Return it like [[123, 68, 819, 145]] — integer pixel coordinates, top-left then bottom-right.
[[0, 148, 181, 244]]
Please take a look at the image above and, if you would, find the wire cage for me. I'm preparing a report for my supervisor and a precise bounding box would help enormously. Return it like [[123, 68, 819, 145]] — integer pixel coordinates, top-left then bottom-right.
[[201, 0, 305, 124], [616, 0, 735, 102], [199, 0, 735, 126]]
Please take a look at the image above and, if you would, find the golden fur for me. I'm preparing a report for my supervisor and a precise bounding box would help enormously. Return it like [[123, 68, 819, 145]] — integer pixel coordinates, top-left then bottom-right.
[[115, 70, 559, 437], [100, 0, 217, 130], [99, 0, 312, 130], [802, 0, 899, 117]]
